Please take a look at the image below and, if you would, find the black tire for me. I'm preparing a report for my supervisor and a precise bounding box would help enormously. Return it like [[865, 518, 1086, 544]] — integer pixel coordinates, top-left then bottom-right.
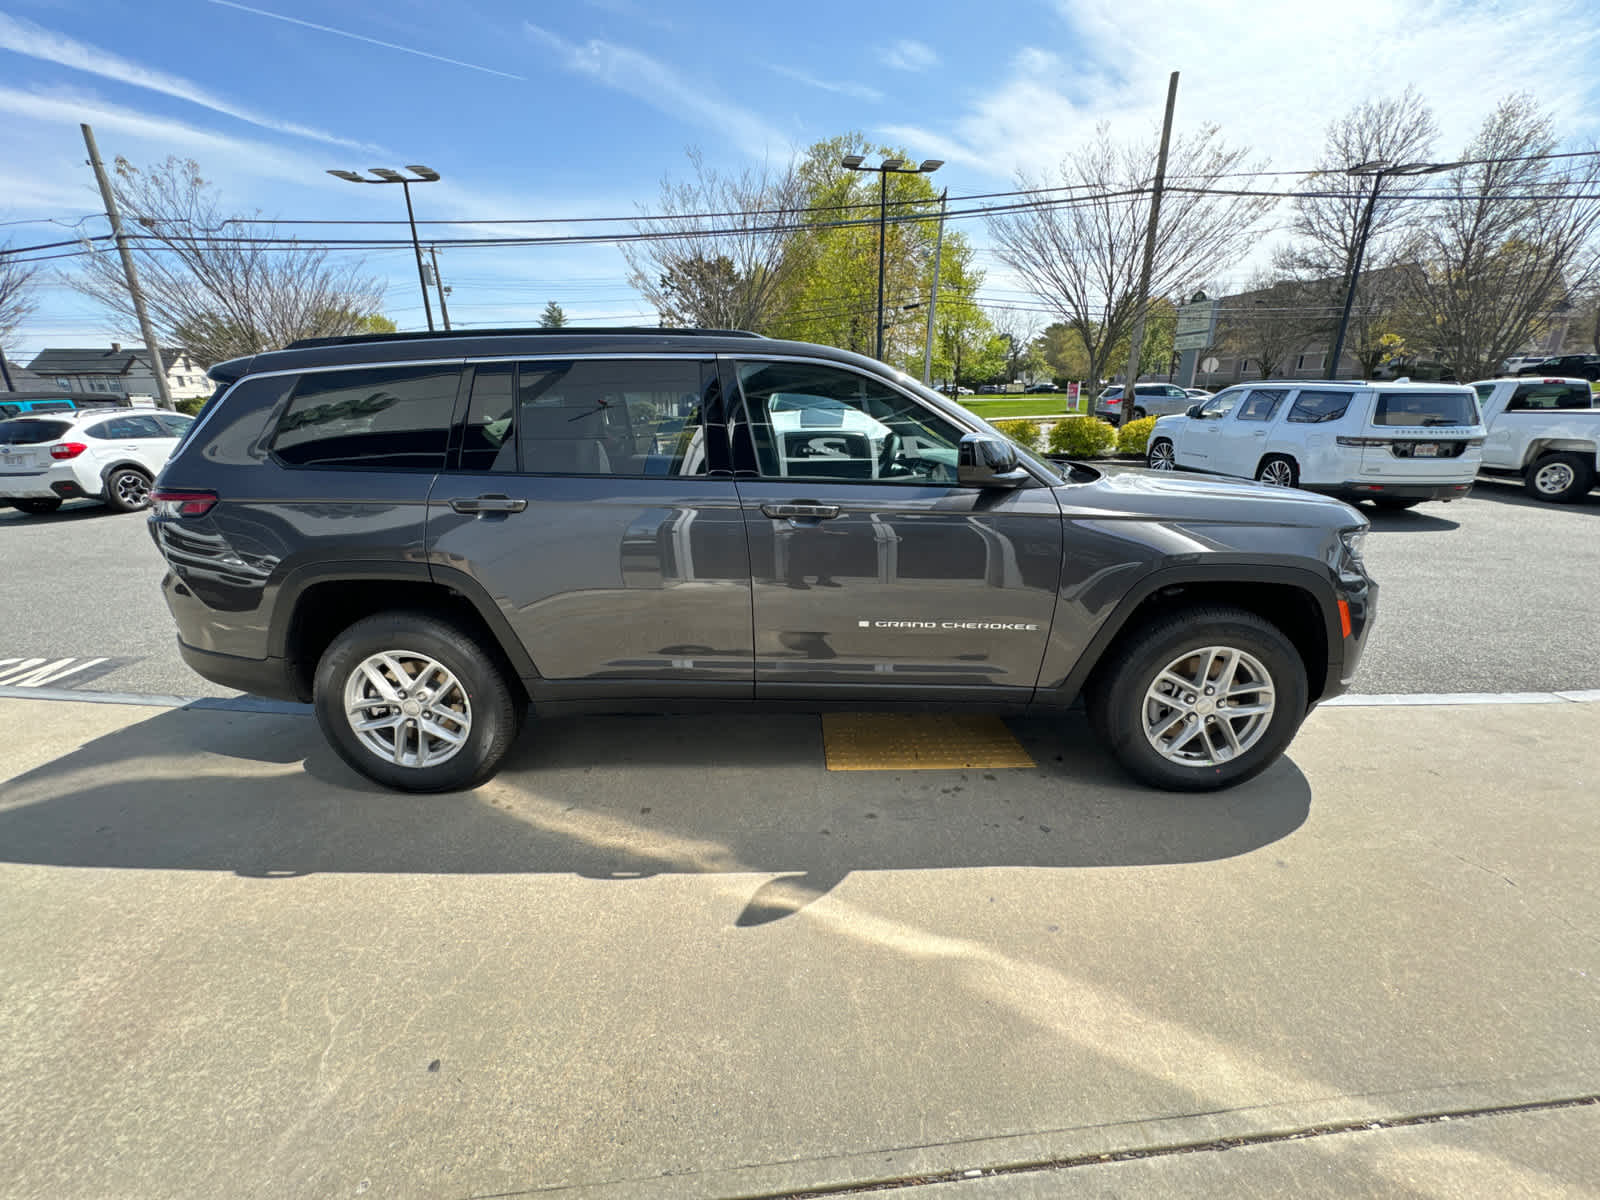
[[1132, 407, 1147, 421], [1370, 497, 1422, 511], [105, 467, 153, 513], [1256, 454, 1299, 488], [12, 497, 62, 515], [1147, 438, 1177, 471], [1523, 452, 1594, 504], [1088, 606, 1310, 792], [313, 611, 524, 792]]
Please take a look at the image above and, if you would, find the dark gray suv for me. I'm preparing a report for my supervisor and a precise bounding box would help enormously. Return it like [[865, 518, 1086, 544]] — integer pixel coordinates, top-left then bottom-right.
[[150, 329, 1375, 793]]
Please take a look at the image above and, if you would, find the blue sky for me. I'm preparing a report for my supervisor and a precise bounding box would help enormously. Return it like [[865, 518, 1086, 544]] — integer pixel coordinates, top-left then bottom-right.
[[3, 0, 1598, 354]]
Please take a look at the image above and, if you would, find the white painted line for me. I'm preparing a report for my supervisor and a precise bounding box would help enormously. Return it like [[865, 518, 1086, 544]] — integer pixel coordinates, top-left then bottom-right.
[[0, 658, 49, 685], [1324, 690, 1599, 707], [29, 656, 107, 687], [4, 658, 79, 687]]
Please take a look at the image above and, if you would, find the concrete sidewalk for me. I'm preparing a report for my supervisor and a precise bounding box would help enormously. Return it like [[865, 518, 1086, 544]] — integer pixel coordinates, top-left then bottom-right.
[[0, 696, 1595, 1199]]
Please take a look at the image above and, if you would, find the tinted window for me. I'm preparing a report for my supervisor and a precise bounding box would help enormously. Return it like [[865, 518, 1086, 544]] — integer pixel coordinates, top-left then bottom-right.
[[0, 418, 71, 444], [1508, 382, 1593, 411], [154, 413, 196, 436], [460, 363, 516, 472], [515, 358, 708, 477], [1236, 389, 1287, 422], [734, 359, 964, 485], [1198, 391, 1243, 419], [1287, 390, 1353, 423], [272, 365, 460, 469], [84, 415, 157, 439], [1373, 390, 1478, 427]]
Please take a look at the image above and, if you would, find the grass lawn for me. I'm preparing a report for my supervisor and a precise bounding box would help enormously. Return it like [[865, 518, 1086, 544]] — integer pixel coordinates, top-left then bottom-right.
[[960, 396, 1082, 419]]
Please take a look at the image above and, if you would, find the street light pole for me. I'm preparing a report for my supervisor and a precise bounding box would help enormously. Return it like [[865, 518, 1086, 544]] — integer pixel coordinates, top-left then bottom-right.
[[840, 154, 943, 363], [327, 165, 442, 332], [1329, 158, 1457, 378]]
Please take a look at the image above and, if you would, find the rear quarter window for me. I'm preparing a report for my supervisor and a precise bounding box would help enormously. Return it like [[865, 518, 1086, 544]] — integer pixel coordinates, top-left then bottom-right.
[[1286, 390, 1354, 423], [271, 365, 461, 469], [1373, 390, 1479, 427]]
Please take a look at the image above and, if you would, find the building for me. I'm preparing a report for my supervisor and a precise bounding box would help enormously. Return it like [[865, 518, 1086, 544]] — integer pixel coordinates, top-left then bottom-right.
[[24, 344, 211, 402]]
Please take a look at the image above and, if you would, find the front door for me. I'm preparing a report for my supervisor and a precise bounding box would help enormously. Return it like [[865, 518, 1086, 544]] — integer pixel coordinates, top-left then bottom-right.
[[1211, 387, 1289, 478], [726, 357, 1062, 699], [1179, 387, 1245, 467], [426, 356, 753, 692]]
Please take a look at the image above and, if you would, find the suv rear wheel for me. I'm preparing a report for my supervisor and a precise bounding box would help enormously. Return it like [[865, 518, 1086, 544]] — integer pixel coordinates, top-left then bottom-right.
[[105, 466, 153, 513], [1089, 606, 1309, 791], [313, 611, 523, 792]]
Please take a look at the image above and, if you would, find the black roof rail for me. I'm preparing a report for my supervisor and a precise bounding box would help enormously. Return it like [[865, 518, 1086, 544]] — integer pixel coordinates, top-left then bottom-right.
[[284, 326, 766, 350]]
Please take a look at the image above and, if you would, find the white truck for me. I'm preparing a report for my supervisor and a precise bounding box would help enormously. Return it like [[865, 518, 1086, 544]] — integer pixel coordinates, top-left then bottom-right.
[[1470, 377, 1600, 503]]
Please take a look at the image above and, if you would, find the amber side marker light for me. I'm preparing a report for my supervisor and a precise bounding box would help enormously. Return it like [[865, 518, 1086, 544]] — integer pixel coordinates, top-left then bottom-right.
[[1338, 598, 1353, 639]]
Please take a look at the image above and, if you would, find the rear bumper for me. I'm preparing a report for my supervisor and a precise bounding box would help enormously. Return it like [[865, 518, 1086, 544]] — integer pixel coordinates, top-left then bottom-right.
[[177, 638, 303, 702], [1315, 480, 1474, 502], [0, 463, 100, 501]]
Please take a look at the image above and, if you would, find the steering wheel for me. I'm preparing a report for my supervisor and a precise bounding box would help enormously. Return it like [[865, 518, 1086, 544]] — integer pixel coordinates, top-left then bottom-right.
[[877, 431, 902, 477]]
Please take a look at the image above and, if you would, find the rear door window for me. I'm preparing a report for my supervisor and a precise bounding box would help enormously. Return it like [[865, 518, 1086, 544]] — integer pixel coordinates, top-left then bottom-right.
[[1373, 390, 1479, 427], [1508, 382, 1593, 410], [271, 364, 461, 469], [1235, 389, 1287, 422], [1287, 390, 1353, 423], [513, 358, 711, 477]]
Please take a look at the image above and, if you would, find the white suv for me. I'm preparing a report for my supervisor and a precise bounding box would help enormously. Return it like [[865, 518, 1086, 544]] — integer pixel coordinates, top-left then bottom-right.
[[1145, 381, 1486, 509], [0, 409, 195, 515]]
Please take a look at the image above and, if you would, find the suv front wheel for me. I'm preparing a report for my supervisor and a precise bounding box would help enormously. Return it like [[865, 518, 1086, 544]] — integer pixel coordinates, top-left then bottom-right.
[[1089, 607, 1309, 791], [313, 611, 523, 792]]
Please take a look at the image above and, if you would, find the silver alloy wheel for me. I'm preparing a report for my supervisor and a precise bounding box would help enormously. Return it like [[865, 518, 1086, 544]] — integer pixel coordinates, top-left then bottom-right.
[[1148, 440, 1176, 470], [115, 470, 150, 508], [1142, 645, 1276, 767], [343, 650, 472, 769], [1258, 459, 1294, 487], [1534, 460, 1575, 496]]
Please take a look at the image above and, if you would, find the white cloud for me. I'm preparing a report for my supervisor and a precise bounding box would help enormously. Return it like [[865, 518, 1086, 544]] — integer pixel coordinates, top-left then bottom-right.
[[767, 64, 883, 103], [0, 12, 378, 151], [909, 0, 1600, 184], [883, 39, 939, 72], [525, 23, 790, 158]]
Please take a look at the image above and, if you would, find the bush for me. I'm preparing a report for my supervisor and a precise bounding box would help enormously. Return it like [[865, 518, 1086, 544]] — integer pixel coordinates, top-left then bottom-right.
[[992, 418, 1043, 453], [1116, 416, 1157, 456], [1046, 415, 1117, 458], [175, 396, 207, 415]]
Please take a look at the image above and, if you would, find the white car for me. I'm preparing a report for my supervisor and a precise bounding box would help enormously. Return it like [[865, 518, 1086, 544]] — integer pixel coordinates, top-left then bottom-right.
[[0, 409, 195, 515], [1145, 380, 1485, 509]]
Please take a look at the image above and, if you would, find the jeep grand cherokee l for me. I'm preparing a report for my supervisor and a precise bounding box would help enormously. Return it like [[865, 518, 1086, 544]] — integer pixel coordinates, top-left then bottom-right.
[[150, 329, 1375, 793]]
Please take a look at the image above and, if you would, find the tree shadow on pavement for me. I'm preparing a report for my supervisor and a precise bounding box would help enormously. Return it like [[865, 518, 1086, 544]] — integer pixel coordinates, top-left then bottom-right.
[[0, 706, 1311, 924]]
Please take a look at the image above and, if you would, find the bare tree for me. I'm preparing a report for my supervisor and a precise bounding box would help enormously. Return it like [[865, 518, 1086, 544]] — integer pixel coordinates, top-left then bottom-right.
[[989, 308, 1041, 382], [70, 157, 385, 366], [1, 241, 38, 343], [1403, 96, 1600, 381], [986, 123, 1275, 388], [624, 148, 807, 331], [1277, 88, 1439, 376]]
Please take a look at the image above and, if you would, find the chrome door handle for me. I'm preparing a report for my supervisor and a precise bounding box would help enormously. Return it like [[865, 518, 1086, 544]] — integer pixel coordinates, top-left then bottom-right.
[[450, 494, 527, 514], [761, 502, 841, 520]]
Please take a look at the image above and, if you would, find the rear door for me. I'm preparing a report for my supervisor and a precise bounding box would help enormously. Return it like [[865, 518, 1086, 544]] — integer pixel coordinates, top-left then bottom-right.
[[726, 356, 1062, 699], [424, 355, 752, 692]]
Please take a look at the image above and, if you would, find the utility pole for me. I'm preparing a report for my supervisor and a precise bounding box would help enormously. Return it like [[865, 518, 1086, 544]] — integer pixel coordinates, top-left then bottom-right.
[[81, 123, 173, 411], [922, 188, 947, 387], [1117, 71, 1179, 428], [0, 344, 14, 391], [428, 246, 452, 331]]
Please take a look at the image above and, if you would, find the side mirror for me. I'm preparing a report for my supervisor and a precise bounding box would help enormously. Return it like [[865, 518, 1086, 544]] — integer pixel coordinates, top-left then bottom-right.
[[1186, 403, 1202, 419], [958, 433, 1029, 488]]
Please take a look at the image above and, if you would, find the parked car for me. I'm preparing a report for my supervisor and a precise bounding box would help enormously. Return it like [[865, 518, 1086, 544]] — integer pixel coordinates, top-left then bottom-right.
[[1516, 354, 1600, 382], [0, 409, 194, 514], [1184, 388, 1214, 401], [0, 392, 129, 419], [1145, 380, 1485, 509], [150, 328, 1375, 795], [1470, 376, 1599, 502], [1499, 355, 1549, 374], [1096, 382, 1194, 422], [1024, 382, 1058, 393]]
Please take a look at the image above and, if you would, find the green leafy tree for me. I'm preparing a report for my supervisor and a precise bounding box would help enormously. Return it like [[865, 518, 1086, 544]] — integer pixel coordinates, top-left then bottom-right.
[[539, 301, 568, 328]]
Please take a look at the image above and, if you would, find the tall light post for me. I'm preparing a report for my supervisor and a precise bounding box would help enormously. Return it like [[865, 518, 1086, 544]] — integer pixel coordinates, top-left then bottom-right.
[[1329, 158, 1457, 377], [840, 154, 942, 361], [327, 165, 441, 331]]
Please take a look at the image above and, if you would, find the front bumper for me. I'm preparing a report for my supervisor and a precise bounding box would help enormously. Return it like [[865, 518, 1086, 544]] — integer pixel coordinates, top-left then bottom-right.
[[1323, 574, 1378, 698]]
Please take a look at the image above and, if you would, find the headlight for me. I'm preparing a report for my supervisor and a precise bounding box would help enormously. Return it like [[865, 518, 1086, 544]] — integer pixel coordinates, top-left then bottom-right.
[[1338, 526, 1368, 571]]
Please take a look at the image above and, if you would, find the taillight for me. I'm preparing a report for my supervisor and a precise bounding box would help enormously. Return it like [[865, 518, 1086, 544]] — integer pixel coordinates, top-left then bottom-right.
[[1336, 437, 1391, 447], [150, 489, 217, 517], [50, 442, 87, 460]]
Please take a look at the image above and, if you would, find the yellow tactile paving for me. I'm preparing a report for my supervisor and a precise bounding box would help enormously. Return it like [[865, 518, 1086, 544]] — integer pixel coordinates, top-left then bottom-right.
[[821, 713, 1036, 771]]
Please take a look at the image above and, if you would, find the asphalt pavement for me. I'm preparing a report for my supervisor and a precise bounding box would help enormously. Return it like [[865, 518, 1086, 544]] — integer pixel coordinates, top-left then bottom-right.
[[1, 695, 1596, 1198], [2, 474, 1598, 701]]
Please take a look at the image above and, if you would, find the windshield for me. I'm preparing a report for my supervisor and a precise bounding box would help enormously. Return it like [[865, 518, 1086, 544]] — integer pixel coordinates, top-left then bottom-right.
[[0, 418, 73, 444], [1373, 391, 1479, 427]]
